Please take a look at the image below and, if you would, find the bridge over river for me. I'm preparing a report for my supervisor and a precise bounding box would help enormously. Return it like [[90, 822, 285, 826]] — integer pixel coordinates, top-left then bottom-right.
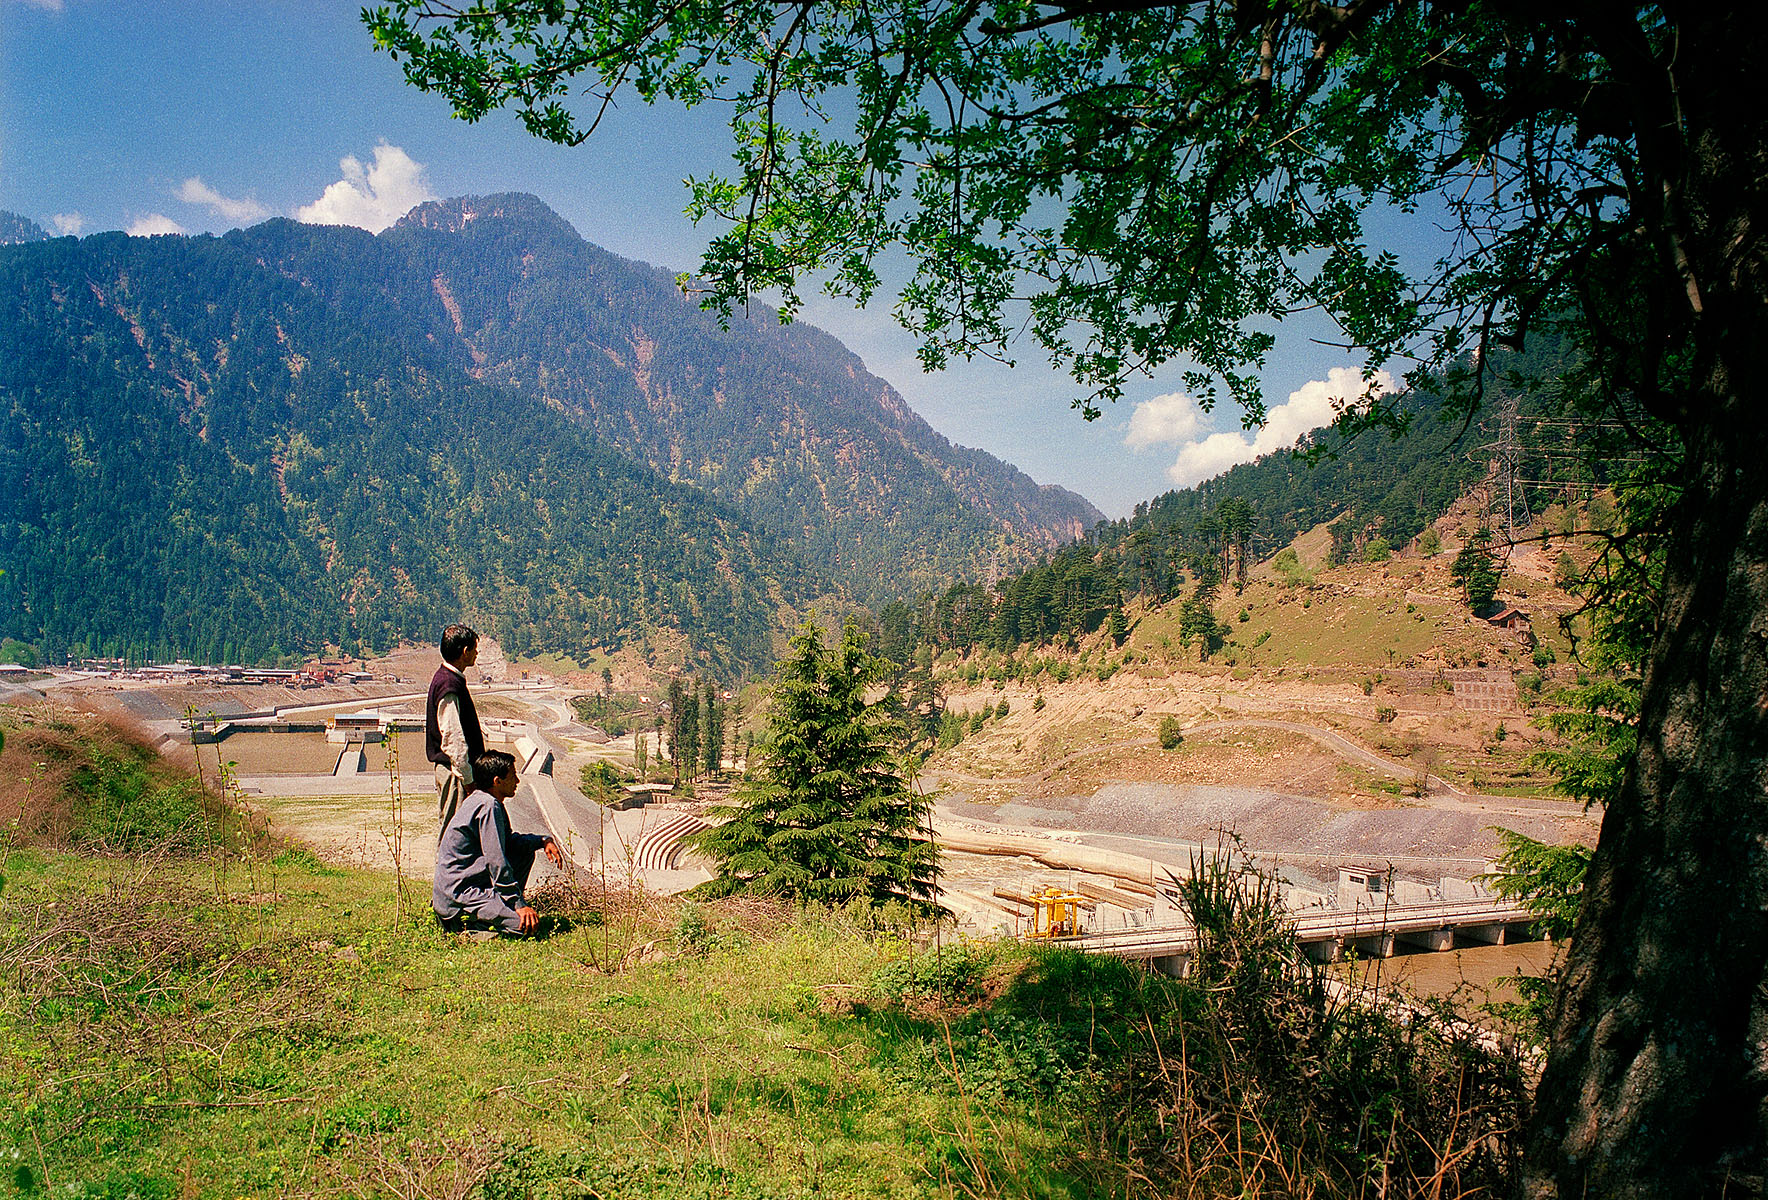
[[1072, 896, 1538, 975]]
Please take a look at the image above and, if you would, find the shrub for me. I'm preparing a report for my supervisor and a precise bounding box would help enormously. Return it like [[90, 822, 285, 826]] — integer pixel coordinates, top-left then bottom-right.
[[70, 743, 210, 853], [0, 637, 40, 667], [579, 761, 625, 803], [872, 941, 1001, 1006], [1032, 694, 1046, 712], [1158, 716, 1184, 750], [1272, 546, 1313, 587]]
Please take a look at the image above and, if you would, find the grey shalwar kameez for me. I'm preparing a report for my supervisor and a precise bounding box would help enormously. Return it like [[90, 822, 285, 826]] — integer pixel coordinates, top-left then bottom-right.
[[432, 788, 549, 934]]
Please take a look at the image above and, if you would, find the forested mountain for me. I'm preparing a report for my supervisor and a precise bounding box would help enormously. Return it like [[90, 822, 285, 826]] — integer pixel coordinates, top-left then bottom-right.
[[239, 193, 1100, 602], [0, 228, 797, 672], [1103, 336, 1588, 580], [0, 213, 48, 246], [0, 195, 1107, 670], [892, 336, 1607, 655]]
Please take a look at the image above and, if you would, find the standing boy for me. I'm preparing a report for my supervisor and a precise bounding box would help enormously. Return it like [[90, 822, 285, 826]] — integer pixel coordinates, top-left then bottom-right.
[[426, 624, 485, 828]]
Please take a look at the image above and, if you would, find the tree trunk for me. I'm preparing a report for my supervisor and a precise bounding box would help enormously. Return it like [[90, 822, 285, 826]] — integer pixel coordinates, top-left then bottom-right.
[[1526, 420, 1768, 1195], [1526, 31, 1768, 1186]]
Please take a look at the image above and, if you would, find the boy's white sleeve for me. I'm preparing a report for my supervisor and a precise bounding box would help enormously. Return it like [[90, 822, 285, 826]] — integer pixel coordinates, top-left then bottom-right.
[[438, 694, 472, 784]]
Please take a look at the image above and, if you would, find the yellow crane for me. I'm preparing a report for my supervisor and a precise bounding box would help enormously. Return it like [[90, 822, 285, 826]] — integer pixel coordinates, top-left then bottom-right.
[[1026, 885, 1090, 939]]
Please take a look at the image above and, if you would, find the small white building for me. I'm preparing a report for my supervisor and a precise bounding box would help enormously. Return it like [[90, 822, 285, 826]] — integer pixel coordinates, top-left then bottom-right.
[[326, 710, 384, 744]]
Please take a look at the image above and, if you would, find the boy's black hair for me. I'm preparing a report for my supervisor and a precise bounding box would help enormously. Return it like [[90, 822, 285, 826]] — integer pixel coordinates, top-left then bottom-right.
[[472, 749, 517, 784], [441, 624, 478, 664]]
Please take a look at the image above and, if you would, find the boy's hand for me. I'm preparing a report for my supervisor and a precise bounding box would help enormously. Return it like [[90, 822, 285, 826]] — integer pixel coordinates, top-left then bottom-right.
[[517, 905, 540, 933], [543, 838, 564, 868]]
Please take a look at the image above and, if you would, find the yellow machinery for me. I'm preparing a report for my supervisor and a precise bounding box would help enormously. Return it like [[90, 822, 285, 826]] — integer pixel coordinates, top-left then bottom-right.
[[1026, 885, 1090, 939]]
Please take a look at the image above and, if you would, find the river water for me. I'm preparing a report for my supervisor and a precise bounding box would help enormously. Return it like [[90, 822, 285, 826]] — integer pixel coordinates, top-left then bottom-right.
[[1337, 939, 1560, 1008]]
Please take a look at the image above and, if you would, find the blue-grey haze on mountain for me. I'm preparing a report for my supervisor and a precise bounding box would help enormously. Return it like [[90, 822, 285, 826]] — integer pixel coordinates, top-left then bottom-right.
[[0, 0, 1456, 518]]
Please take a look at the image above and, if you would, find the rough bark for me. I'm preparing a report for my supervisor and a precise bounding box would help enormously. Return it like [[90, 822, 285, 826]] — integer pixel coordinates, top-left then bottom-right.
[[1528, 417, 1768, 1197], [1526, 13, 1768, 1193]]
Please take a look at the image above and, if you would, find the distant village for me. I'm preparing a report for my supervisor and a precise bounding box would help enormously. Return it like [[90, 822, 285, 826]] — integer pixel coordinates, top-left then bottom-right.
[[0, 657, 382, 687]]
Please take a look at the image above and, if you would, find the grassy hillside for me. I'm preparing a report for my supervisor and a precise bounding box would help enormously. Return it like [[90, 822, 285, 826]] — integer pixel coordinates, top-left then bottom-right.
[[0, 711, 1530, 1199], [908, 526, 1589, 799]]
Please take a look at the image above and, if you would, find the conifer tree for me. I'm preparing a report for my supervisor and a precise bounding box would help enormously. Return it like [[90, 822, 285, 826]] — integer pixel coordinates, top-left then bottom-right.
[[1178, 556, 1225, 661], [1452, 526, 1502, 612], [687, 620, 940, 910], [723, 692, 742, 773], [679, 683, 700, 781], [700, 679, 722, 778], [666, 676, 687, 782]]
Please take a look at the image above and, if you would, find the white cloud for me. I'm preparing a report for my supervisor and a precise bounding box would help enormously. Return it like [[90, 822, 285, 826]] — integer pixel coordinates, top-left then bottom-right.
[[50, 212, 84, 236], [7, 0, 66, 11], [295, 143, 437, 233], [177, 177, 270, 224], [1124, 391, 1205, 449], [1163, 366, 1396, 487], [126, 213, 186, 237]]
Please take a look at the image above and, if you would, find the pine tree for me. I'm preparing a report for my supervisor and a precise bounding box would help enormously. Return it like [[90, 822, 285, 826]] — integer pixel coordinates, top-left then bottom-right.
[[679, 682, 700, 781], [686, 620, 940, 910], [1178, 554, 1225, 661], [667, 676, 687, 782], [724, 692, 742, 773], [1452, 525, 1502, 612], [700, 679, 723, 777]]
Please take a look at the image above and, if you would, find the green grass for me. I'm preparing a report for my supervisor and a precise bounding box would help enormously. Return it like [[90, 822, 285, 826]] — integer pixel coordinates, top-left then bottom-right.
[[1125, 572, 1562, 672], [0, 843, 1530, 1200], [0, 853, 1099, 1199]]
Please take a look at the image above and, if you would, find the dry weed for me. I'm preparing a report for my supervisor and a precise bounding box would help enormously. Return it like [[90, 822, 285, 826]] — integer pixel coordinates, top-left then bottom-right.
[[319, 1130, 505, 1200]]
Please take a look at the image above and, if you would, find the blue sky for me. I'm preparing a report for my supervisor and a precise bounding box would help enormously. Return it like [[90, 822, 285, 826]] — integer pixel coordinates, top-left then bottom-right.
[[1, 0, 1445, 517]]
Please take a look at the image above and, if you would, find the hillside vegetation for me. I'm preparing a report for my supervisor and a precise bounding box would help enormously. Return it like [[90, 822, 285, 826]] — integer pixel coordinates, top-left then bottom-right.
[[0, 712, 1529, 1199], [0, 224, 794, 674], [0, 195, 1098, 674], [882, 331, 1614, 668], [382, 195, 1101, 601]]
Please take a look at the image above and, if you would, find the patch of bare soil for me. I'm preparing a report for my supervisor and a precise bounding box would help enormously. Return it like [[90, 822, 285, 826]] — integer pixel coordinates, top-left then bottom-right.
[[218, 732, 394, 776], [1023, 729, 1348, 802], [255, 789, 433, 877], [473, 696, 534, 720]]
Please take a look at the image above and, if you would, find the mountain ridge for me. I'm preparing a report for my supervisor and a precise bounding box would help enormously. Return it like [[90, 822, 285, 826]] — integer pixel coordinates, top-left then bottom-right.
[[0, 226, 798, 671], [0, 212, 49, 246], [0, 194, 1103, 668], [380, 194, 1103, 593]]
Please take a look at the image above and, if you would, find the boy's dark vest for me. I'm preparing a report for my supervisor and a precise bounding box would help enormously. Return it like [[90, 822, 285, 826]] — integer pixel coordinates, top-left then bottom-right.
[[425, 666, 485, 768]]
